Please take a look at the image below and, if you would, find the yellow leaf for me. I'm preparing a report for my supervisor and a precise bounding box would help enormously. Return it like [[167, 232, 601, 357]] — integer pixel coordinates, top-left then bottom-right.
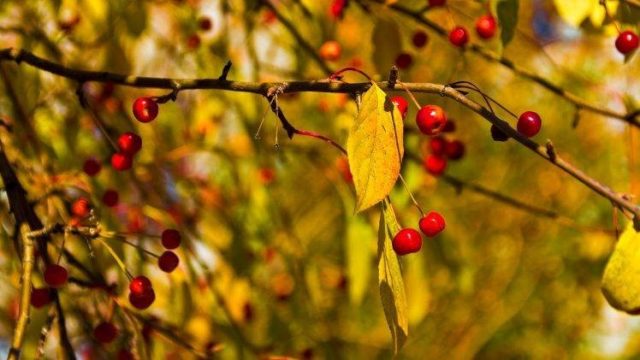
[[553, 0, 597, 27], [347, 84, 404, 213], [602, 223, 640, 314], [378, 200, 408, 354]]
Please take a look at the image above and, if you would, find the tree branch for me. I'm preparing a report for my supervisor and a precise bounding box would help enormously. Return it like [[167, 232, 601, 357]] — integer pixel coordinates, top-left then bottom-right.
[[0, 48, 638, 224]]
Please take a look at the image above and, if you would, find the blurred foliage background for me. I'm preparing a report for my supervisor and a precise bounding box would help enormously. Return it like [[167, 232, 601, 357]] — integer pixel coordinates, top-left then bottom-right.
[[0, 0, 639, 358]]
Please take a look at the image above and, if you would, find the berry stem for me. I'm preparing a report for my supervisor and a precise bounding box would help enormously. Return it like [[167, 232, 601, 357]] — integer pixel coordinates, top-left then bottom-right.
[[98, 238, 133, 280], [107, 235, 161, 258], [398, 174, 425, 216], [398, 81, 421, 109]]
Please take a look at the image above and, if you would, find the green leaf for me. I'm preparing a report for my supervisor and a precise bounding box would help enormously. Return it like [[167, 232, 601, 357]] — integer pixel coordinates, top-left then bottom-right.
[[496, 0, 519, 46], [378, 200, 408, 354], [372, 17, 402, 77], [347, 84, 404, 213], [346, 216, 375, 305], [602, 223, 640, 314]]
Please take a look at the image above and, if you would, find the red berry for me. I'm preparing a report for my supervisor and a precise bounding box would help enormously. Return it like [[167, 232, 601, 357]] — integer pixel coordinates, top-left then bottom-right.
[[71, 197, 91, 217], [111, 152, 132, 171], [117, 349, 134, 360], [442, 120, 456, 132], [475, 15, 497, 39], [161, 229, 181, 249], [187, 34, 201, 49], [83, 158, 102, 176], [129, 276, 152, 296], [517, 111, 542, 137], [429, 136, 446, 155], [93, 322, 118, 344], [416, 105, 447, 135], [490, 124, 509, 141], [117, 132, 142, 155], [445, 139, 465, 160], [319, 41, 341, 61], [132, 97, 158, 123], [329, 0, 348, 19], [44, 264, 68, 288], [390, 96, 408, 119], [394, 52, 413, 69], [424, 154, 447, 176], [129, 289, 156, 309], [31, 288, 51, 308], [392, 228, 422, 255], [198, 17, 212, 31], [615, 30, 639, 55], [428, 0, 446, 6], [449, 26, 469, 47], [412, 31, 428, 48], [102, 189, 119, 207], [419, 211, 445, 237], [159, 251, 180, 273]]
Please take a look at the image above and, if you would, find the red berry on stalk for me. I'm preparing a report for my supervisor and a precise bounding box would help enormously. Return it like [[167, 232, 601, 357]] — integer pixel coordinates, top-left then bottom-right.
[[117, 132, 142, 155], [424, 154, 447, 176], [615, 30, 639, 55], [111, 152, 132, 171], [416, 105, 447, 135], [445, 139, 465, 160], [412, 31, 428, 48], [394, 52, 413, 69], [159, 251, 180, 273], [419, 211, 446, 237], [44, 264, 68, 288], [31, 288, 51, 308], [428, 0, 446, 6], [449, 26, 469, 47], [94, 322, 118, 344], [517, 111, 542, 137], [198, 17, 212, 31], [161, 229, 181, 249], [490, 124, 509, 141], [390, 96, 408, 119], [392, 228, 422, 255], [429, 136, 446, 155], [129, 289, 156, 309], [83, 158, 102, 176], [102, 189, 119, 207], [132, 97, 158, 123], [129, 276, 152, 296], [475, 15, 497, 39], [71, 197, 91, 217]]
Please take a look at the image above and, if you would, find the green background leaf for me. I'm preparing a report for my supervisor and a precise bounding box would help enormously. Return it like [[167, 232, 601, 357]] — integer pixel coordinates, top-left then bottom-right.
[[496, 0, 519, 46]]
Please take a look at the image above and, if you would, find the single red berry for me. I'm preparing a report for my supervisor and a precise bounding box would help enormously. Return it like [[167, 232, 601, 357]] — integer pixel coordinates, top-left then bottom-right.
[[129, 276, 152, 296], [71, 197, 91, 217], [83, 158, 102, 176], [445, 139, 465, 160], [159, 251, 180, 273], [428, 0, 446, 6], [161, 229, 181, 249], [198, 17, 212, 31], [117, 349, 135, 360], [44, 264, 68, 288], [419, 211, 446, 237], [490, 124, 509, 141], [259, 167, 276, 184], [443, 120, 456, 132], [187, 34, 201, 49], [111, 152, 132, 171], [129, 289, 156, 309], [392, 228, 422, 255], [117, 132, 142, 155], [132, 97, 158, 123], [475, 15, 497, 39], [319, 41, 341, 61], [615, 30, 639, 55], [517, 111, 542, 137], [31, 288, 51, 308], [329, 0, 348, 19], [429, 136, 446, 155], [416, 105, 447, 135], [394, 52, 413, 69], [449, 26, 469, 47], [102, 189, 119, 207], [412, 31, 428, 48], [94, 322, 118, 344], [390, 96, 408, 119], [424, 154, 447, 176]]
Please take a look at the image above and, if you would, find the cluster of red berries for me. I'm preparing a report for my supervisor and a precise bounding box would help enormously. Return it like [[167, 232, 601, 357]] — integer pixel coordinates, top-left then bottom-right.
[[393, 212, 445, 255], [129, 275, 156, 310], [159, 229, 181, 273], [449, 15, 497, 47], [424, 122, 464, 176], [31, 262, 69, 308]]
